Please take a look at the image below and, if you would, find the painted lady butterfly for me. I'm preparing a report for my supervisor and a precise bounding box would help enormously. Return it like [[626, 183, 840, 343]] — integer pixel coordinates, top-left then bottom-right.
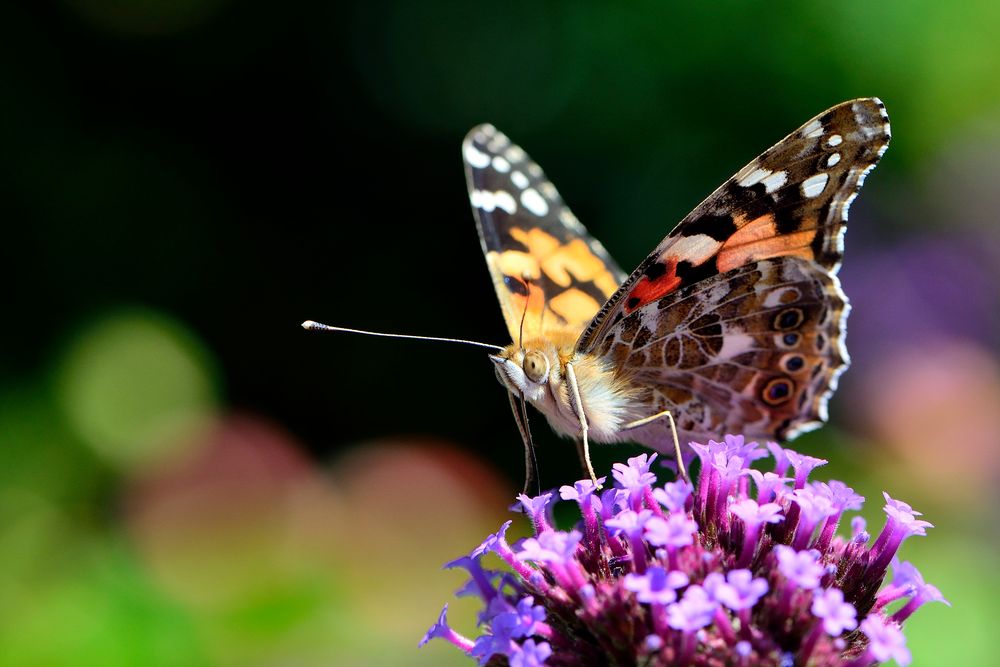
[[464, 98, 890, 486]]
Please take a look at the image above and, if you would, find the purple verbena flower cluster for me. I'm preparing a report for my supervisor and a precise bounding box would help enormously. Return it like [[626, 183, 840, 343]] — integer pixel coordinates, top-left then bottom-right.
[[421, 435, 947, 665]]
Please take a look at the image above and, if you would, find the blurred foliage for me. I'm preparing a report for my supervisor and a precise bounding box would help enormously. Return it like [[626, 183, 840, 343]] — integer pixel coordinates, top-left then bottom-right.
[[1, 1, 998, 664]]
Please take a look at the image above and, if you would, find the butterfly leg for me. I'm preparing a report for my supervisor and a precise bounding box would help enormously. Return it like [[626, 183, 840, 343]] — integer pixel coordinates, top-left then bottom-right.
[[622, 410, 689, 482], [565, 362, 601, 488]]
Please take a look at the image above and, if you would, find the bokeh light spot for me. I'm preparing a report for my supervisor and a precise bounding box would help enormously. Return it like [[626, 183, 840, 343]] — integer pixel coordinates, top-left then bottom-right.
[[56, 310, 219, 471]]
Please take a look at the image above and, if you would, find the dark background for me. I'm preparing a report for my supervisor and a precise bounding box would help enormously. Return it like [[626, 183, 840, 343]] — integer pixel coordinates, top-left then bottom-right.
[[2, 2, 998, 665]]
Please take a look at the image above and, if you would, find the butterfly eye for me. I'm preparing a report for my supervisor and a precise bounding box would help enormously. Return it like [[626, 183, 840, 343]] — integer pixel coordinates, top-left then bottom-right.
[[522, 351, 549, 383]]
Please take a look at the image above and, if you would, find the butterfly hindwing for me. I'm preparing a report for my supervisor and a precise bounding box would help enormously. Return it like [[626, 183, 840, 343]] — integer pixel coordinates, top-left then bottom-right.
[[577, 98, 890, 351], [464, 125, 627, 342], [592, 257, 848, 445]]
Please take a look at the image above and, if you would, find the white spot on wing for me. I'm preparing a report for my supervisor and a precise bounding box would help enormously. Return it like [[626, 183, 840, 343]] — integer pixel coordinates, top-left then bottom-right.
[[540, 182, 558, 200], [763, 287, 801, 308], [801, 173, 829, 198], [504, 145, 525, 163], [802, 119, 824, 139], [511, 170, 529, 189], [761, 171, 787, 193], [471, 189, 517, 214], [664, 234, 723, 266], [520, 188, 549, 216], [826, 134, 843, 147], [738, 167, 770, 187], [463, 142, 490, 168], [738, 167, 787, 193], [527, 162, 542, 177], [491, 156, 510, 173], [826, 153, 841, 167], [717, 331, 755, 359]]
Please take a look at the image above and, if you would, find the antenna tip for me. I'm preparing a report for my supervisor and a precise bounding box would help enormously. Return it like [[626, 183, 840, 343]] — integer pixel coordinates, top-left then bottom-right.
[[302, 320, 320, 330]]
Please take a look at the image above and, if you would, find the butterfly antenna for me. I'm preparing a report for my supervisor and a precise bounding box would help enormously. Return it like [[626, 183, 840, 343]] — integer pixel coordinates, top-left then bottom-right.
[[302, 321, 503, 351]]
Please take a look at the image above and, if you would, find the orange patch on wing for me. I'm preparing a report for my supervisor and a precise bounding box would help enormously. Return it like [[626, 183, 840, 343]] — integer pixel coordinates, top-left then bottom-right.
[[510, 227, 560, 258], [505, 279, 547, 335], [716, 214, 817, 273], [510, 228, 619, 298], [548, 288, 601, 323], [625, 259, 681, 313], [543, 239, 619, 296]]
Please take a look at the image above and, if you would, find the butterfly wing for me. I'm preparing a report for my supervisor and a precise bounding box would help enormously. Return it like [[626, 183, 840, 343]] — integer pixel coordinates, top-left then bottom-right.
[[578, 98, 890, 443], [464, 125, 627, 342]]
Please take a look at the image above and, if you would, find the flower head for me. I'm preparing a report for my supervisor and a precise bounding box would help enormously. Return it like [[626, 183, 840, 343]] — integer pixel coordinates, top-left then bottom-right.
[[861, 615, 912, 666], [667, 585, 718, 632], [775, 545, 825, 590], [624, 566, 689, 605], [421, 437, 943, 665], [812, 587, 858, 636]]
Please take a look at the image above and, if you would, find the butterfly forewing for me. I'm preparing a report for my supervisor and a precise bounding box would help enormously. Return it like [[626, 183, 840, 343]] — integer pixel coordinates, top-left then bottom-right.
[[577, 98, 890, 351], [464, 125, 627, 342]]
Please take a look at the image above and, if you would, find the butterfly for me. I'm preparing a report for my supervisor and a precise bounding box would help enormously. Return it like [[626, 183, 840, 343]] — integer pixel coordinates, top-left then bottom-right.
[[464, 98, 890, 487]]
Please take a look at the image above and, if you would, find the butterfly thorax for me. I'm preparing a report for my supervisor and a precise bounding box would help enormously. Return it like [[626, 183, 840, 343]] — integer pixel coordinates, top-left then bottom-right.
[[491, 329, 644, 444]]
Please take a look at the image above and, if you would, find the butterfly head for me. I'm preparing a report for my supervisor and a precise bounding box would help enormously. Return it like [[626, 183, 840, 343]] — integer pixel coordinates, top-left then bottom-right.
[[490, 342, 557, 403]]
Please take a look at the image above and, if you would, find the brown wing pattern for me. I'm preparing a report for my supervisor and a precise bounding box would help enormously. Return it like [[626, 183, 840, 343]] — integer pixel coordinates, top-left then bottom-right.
[[592, 257, 849, 447], [464, 125, 627, 342], [577, 98, 890, 352]]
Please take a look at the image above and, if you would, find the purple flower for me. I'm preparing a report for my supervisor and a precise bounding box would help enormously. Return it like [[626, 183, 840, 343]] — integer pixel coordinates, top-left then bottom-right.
[[559, 478, 604, 503], [667, 585, 718, 632], [604, 509, 653, 538], [811, 587, 858, 635], [624, 566, 689, 605], [516, 492, 556, 533], [729, 498, 783, 527], [652, 479, 693, 513], [766, 441, 791, 476], [707, 569, 769, 611], [613, 453, 659, 511], [730, 499, 783, 567], [775, 545, 824, 590], [607, 509, 655, 572], [868, 493, 934, 574], [472, 520, 512, 558], [419, 604, 474, 651], [612, 452, 658, 490], [689, 439, 727, 464], [517, 530, 582, 566], [886, 560, 951, 623], [509, 638, 552, 667], [818, 480, 865, 512], [789, 487, 837, 549], [784, 450, 828, 488], [747, 469, 791, 504], [513, 596, 547, 637], [422, 435, 944, 664], [597, 487, 626, 521], [861, 615, 912, 666], [644, 513, 698, 548]]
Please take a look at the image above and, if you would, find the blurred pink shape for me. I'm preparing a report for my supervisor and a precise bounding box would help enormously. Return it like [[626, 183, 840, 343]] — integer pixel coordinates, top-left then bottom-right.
[[124, 413, 512, 658], [857, 339, 1000, 507]]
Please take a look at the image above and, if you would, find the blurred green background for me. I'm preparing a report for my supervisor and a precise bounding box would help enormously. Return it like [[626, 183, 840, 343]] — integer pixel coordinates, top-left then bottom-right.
[[2, 1, 998, 665]]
